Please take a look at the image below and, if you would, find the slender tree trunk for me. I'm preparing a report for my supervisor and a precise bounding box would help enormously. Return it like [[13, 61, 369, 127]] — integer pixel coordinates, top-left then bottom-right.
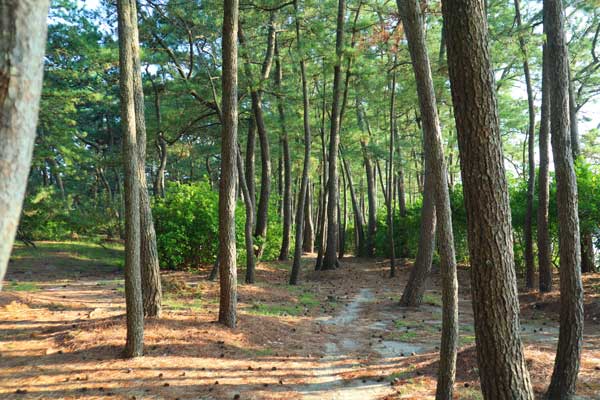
[[155, 135, 167, 198], [396, 150, 407, 217], [321, 0, 346, 270], [514, 0, 536, 290], [387, 71, 397, 277], [538, 43, 553, 293], [236, 147, 256, 284], [545, 0, 584, 396], [0, 0, 49, 288], [341, 150, 366, 257], [240, 17, 276, 258], [568, 71, 580, 158], [290, 0, 312, 285], [442, 0, 534, 397], [129, 0, 162, 318], [118, 0, 144, 357], [398, 1, 459, 397], [357, 103, 377, 257], [303, 182, 315, 253], [245, 117, 256, 212], [275, 41, 292, 261], [218, 0, 239, 328], [338, 167, 346, 259]]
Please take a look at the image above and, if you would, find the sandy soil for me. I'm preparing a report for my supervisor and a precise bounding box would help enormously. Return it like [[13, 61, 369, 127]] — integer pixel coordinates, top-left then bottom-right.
[[1, 249, 599, 399]]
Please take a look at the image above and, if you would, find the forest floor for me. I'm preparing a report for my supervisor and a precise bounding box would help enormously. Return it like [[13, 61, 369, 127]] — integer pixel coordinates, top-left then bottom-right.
[[0, 241, 599, 400]]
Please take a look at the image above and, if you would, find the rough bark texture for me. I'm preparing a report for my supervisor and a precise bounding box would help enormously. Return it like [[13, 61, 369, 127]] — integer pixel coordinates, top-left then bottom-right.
[[441, 0, 534, 398], [397, 1, 459, 397], [290, 0, 312, 285], [537, 44, 553, 293], [514, 0, 536, 290], [129, 0, 162, 318], [387, 71, 397, 277], [218, 0, 239, 328], [275, 41, 292, 261], [321, 0, 345, 270], [0, 0, 49, 289], [118, 0, 144, 357], [545, 0, 584, 397]]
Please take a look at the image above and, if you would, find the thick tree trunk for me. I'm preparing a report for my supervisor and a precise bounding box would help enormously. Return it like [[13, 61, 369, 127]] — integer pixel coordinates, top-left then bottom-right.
[[397, 1, 459, 397], [118, 0, 144, 357], [442, 0, 534, 398], [129, 0, 162, 318], [514, 0, 536, 290], [538, 43, 553, 293], [0, 0, 49, 288], [321, 0, 345, 270], [545, 0, 584, 397], [275, 41, 292, 261], [218, 0, 239, 328]]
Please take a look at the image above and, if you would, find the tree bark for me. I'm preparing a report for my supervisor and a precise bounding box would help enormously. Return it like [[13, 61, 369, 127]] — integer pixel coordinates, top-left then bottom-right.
[[275, 40, 292, 261], [387, 70, 397, 277], [341, 150, 365, 257], [218, 0, 239, 328], [357, 103, 377, 257], [538, 43, 553, 293], [397, 1, 459, 397], [545, 0, 584, 397], [129, 0, 162, 318], [118, 0, 144, 357], [290, 0, 312, 285], [442, 0, 534, 397], [237, 147, 256, 284], [303, 182, 315, 253], [514, 0, 536, 290], [321, 0, 345, 270], [0, 0, 49, 289], [245, 117, 256, 212]]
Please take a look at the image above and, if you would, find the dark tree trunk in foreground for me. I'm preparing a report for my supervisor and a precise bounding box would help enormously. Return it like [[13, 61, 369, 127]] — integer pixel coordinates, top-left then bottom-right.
[[130, 0, 162, 318], [514, 0, 536, 290], [118, 0, 144, 357], [538, 43, 553, 293], [398, 0, 459, 397], [218, 0, 239, 328], [290, 0, 312, 285], [321, 0, 345, 270], [275, 41, 292, 261], [545, 0, 584, 397], [442, 0, 534, 398], [0, 0, 49, 288]]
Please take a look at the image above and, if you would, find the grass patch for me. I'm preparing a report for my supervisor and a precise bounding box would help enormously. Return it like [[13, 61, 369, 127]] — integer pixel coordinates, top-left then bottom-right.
[[248, 302, 302, 316], [457, 387, 483, 400], [4, 281, 39, 292], [298, 292, 319, 307], [387, 366, 416, 381], [243, 347, 275, 357], [459, 334, 476, 346], [164, 297, 202, 311], [422, 293, 442, 307], [390, 331, 419, 342]]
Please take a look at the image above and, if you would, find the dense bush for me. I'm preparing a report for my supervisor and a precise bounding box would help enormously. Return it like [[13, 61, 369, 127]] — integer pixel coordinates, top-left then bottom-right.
[[152, 182, 284, 270], [19, 187, 120, 240]]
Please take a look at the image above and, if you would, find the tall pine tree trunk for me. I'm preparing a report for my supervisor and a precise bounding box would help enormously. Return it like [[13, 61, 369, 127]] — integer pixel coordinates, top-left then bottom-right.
[[321, 0, 346, 270], [118, 0, 144, 357], [538, 43, 553, 293], [545, 0, 584, 396], [0, 0, 49, 288], [442, 0, 534, 397], [398, 1, 459, 397], [129, 0, 162, 318], [218, 0, 239, 328]]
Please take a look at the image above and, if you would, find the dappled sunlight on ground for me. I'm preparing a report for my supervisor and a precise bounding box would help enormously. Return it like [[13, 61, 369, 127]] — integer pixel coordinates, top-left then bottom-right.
[[1, 243, 599, 399]]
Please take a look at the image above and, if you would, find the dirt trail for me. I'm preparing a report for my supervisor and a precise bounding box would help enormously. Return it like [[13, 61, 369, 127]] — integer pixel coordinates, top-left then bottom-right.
[[1, 253, 599, 400]]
